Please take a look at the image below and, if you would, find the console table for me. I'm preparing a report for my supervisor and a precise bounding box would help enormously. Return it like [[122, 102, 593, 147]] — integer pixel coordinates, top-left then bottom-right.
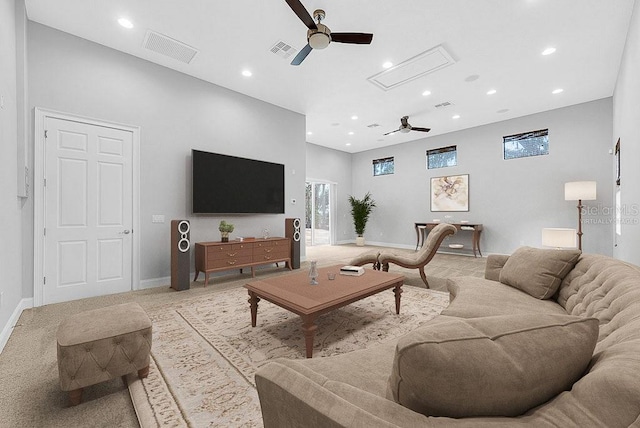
[[414, 223, 483, 257], [194, 237, 291, 286]]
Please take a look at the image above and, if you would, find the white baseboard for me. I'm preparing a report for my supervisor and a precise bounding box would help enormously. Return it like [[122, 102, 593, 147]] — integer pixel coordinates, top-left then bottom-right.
[[138, 276, 171, 290], [0, 297, 34, 354], [334, 239, 414, 250]]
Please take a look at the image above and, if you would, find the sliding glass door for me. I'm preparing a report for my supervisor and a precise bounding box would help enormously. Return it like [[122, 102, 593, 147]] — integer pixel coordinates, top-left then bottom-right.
[[305, 181, 331, 246]]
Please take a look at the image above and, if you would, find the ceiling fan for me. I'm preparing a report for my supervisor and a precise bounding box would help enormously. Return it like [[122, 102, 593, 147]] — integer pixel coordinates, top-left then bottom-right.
[[285, 0, 373, 66], [384, 116, 431, 136]]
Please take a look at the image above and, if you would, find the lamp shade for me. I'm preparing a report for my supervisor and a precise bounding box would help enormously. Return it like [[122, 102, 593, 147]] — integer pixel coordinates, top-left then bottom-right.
[[542, 228, 577, 248], [565, 181, 597, 201]]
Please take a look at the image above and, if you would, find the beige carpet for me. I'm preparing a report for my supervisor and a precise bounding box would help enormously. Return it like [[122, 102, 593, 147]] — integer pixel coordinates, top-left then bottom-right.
[[0, 245, 485, 427], [130, 285, 450, 427]]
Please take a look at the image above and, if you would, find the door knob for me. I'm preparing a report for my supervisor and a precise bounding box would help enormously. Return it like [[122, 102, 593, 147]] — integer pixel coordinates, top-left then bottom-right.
[[120, 230, 131, 235]]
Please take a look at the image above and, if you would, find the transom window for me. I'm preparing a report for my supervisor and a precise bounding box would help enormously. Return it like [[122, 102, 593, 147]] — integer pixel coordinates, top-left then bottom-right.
[[427, 145, 457, 169], [503, 129, 549, 160], [373, 157, 394, 176]]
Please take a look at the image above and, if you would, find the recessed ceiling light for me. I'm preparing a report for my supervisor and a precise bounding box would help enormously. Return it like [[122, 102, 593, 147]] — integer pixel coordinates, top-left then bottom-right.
[[452, 115, 461, 119], [552, 88, 564, 94], [382, 61, 393, 69], [542, 47, 557, 56], [241, 70, 252, 77], [422, 90, 432, 96], [465, 74, 480, 82], [307, 131, 312, 135], [346, 143, 352, 146], [348, 131, 354, 135], [487, 89, 497, 95], [351, 115, 358, 120], [118, 18, 134, 29]]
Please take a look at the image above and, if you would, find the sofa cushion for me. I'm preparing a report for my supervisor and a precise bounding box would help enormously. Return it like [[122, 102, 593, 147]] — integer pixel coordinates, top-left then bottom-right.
[[499, 246, 581, 299], [444, 277, 568, 318], [387, 313, 598, 418]]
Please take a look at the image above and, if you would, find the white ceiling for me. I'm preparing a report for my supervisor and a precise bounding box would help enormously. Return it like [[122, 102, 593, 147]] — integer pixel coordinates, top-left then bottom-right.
[[24, 0, 635, 153]]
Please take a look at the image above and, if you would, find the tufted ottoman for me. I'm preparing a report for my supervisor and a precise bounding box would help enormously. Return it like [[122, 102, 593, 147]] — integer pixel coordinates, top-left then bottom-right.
[[56, 302, 152, 406]]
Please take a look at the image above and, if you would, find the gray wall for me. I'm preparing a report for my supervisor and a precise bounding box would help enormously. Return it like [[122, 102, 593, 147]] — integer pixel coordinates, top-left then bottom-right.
[[349, 99, 614, 256], [25, 22, 306, 290], [0, 0, 23, 335], [613, 0, 640, 265], [305, 143, 353, 243]]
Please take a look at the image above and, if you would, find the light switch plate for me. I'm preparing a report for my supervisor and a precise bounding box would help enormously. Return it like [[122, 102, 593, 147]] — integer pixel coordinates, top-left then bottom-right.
[[152, 215, 165, 223]]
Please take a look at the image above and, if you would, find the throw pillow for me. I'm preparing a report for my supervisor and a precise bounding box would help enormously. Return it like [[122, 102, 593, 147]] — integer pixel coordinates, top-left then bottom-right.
[[387, 314, 598, 418], [499, 246, 581, 299]]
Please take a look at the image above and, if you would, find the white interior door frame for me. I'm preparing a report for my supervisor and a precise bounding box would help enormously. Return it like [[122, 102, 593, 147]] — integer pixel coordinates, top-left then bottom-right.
[[33, 108, 141, 307]]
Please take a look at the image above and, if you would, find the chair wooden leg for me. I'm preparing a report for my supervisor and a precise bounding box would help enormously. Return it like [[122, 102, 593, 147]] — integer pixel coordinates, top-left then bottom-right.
[[419, 267, 430, 288], [382, 263, 390, 272], [68, 388, 83, 406]]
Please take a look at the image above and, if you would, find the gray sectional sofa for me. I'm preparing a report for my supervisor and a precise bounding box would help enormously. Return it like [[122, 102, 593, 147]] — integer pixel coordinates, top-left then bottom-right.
[[255, 248, 640, 427]]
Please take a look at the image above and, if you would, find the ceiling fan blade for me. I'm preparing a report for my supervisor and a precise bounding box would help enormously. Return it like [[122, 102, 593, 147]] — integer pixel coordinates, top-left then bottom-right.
[[331, 32, 373, 44], [411, 127, 431, 133], [291, 43, 313, 66], [383, 128, 401, 136], [285, 0, 317, 30]]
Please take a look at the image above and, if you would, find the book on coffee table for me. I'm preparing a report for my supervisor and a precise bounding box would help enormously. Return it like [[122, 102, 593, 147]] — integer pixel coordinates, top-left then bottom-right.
[[339, 265, 365, 276]]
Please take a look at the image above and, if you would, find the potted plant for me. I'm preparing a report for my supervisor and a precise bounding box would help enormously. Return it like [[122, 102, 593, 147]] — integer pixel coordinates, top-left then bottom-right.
[[348, 192, 376, 246], [218, 220, 234, 242]]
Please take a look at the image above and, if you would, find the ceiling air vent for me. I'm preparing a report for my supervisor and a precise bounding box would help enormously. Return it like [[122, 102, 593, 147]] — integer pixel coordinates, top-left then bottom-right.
[[270, 41, 297, 60], [435, 101, 454, 109], [143, 30, 198, 64], [367, 123, 381, 128]]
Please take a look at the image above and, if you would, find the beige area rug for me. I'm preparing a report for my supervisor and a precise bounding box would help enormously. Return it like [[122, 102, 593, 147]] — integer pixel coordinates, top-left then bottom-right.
[[128, 284, 450, 427]]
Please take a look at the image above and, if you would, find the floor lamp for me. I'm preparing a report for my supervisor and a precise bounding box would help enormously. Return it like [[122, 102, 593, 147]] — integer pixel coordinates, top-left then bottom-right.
[[564, 181, 597, 250]]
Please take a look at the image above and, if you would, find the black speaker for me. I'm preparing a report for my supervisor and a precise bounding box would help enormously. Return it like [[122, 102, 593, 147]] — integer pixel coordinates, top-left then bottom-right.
[[171, 220, 191, 291], [285, 217, 301, 269]]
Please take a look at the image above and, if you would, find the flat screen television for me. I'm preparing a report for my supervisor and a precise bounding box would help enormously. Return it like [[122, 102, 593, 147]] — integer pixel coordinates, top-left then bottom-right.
[[192, 149, 285, 214]]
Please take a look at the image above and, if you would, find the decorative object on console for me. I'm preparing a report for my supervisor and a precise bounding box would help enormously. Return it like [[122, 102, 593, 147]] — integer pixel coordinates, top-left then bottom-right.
[[542, 228, 577, 249], [564, 181, 596, 250], [170, 220, 191, 291], [218, 220, 234, 242], [348, 192, 376, 246], [430, 174, 469, 212]]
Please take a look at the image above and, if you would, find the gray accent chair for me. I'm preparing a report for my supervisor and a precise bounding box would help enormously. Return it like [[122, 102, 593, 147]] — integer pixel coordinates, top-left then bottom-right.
[[350, 223, 456, 288]]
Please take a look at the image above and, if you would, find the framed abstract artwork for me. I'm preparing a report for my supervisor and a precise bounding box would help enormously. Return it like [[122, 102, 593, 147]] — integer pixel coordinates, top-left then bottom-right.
[[430, 174, 469, 212]]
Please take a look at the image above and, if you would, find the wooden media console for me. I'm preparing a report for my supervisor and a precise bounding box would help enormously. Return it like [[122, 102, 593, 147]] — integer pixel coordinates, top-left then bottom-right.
[[194, 237, 291, 286]]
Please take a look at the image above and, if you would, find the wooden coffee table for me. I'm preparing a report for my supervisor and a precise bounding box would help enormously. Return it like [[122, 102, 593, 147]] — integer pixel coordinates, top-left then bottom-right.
[[244, 264, 404, 358]]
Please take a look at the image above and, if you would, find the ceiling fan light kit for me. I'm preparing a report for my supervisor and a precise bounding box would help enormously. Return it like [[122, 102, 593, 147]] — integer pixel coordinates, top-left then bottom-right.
[[308, 24, 331, 49]]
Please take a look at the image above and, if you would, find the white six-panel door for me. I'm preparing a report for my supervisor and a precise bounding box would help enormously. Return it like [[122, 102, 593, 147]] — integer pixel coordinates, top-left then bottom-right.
[[43, 117, 133, 304]]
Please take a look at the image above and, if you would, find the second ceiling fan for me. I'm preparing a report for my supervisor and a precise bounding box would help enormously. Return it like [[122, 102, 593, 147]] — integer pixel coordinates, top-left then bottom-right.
[[285, 0, 373, 66], [384, 116, 431, 136]]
